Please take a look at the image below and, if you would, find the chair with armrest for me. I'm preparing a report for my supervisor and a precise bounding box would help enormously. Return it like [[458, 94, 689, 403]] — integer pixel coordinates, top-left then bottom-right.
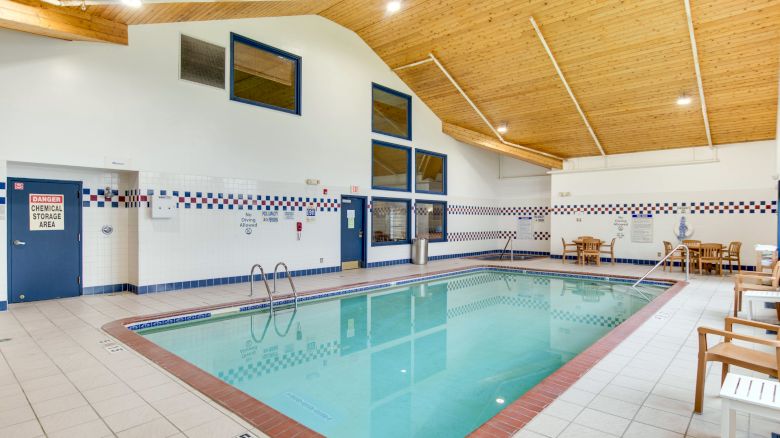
[[694, 317, 780, 414], [600, 238, 616, 265], [733, 261, 780, 317], [561, 238, 579, 264]]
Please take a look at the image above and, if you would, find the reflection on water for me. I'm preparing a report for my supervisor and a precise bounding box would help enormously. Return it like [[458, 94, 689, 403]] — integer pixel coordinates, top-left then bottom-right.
[[141, 272, 665, 438]]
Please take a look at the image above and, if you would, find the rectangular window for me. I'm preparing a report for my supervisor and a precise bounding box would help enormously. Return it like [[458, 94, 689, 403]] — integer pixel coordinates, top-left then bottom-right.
[[415, 149, 446, 194], [180, 34, 225, 89], [415, 201, 446, 242], [372, 83, 412, 140], [371, 198, 411, 246], [372, 140, 411, 192], [230, 33, 301, 115]]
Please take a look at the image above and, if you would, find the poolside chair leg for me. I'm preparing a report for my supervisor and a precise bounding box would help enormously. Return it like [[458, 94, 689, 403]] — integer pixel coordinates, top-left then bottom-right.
[[694, 352, 706, 414], [733, 288, 740, 317], [721, 363, 729, 383]]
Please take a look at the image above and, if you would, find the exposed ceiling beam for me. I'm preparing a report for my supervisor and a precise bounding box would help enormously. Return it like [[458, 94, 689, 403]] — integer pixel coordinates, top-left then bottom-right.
[[443, 123, 563, 169], [683, 0, 713, 147], [529, 16, 606, 156], [0, 0, 127, 45]]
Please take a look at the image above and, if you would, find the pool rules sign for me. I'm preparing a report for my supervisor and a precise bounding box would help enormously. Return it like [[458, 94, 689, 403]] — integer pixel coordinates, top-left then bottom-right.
[[29, 194, 65, 231]]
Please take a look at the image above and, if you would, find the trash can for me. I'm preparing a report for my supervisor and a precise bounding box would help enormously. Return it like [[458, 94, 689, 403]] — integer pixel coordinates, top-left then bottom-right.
[[412, 238, 429, 265]]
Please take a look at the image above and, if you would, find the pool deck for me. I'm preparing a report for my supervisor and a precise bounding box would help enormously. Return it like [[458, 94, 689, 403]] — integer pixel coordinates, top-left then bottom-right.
[[0, 257, 778, 438]]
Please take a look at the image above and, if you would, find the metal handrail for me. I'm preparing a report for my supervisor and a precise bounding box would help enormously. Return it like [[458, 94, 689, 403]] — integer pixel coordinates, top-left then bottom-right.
[[499, 236, 515, 261], [273, 262, 299, 311], [632, 244, 690, 290], [249, 264, 274, 312]]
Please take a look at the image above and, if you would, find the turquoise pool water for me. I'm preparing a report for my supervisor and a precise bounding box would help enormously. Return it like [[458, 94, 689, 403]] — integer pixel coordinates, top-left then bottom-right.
[[139, 270, 667, 437]]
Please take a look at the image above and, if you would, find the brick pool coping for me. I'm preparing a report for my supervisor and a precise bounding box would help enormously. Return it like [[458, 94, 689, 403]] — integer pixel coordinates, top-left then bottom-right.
[[102, 265, 687, 438]]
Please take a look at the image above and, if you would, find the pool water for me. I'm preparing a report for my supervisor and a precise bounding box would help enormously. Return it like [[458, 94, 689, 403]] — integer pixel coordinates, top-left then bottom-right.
[[139, 270, 666, 437]]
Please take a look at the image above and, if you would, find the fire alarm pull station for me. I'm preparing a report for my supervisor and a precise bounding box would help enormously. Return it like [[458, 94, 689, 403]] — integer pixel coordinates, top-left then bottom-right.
[[297, 222, 302, 240]]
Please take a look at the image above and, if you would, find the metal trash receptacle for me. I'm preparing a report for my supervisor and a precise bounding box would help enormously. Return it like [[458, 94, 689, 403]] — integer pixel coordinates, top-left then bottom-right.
[[412, 238, 429, 265]]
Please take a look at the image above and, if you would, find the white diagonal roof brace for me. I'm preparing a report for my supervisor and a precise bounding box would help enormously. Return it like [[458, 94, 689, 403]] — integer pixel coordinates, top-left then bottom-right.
[[529, 16, 606, 156], [683, 0, 713, 147]]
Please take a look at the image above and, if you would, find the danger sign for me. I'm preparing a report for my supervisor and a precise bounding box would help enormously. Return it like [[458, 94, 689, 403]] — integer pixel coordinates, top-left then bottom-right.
[[29, 194, 64, 231]]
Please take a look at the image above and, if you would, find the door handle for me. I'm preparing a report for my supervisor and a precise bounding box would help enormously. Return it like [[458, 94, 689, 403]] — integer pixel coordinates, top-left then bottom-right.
[[12, 240, 26, 246], [358, 230, 364, 239]]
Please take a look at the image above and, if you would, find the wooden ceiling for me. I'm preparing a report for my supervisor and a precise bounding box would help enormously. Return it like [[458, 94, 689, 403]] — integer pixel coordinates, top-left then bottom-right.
[[6, 0, 780, 166]]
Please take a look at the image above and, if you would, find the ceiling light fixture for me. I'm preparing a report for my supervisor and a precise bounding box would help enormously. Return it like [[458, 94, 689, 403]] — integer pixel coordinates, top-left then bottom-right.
[[387, 1, 401, 13], [676, 93, 692, 106], [497, 122, 508, 134], [122, 0, 142, 7]]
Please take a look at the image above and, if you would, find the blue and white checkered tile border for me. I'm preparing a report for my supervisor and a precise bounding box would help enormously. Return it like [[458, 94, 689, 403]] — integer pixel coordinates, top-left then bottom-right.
[[217, 341, 340, 384], [126, 266, 675, 331], [126, 312, 211, 331], [446, 205, 550, 216], [447, 231, 550, 242], [81, 188, 339, 212], [552, 200, 777, 215]]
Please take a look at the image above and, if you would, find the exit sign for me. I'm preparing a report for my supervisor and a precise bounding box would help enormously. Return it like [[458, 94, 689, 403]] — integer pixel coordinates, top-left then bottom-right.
[[350, 185, 359, 193]]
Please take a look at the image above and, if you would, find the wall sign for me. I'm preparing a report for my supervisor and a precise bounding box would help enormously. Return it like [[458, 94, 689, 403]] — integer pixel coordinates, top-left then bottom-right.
[[240, 212, 258, 235], [517, 216, 532, 240], [262, 211, 279, 223], [631, 214, 653, 243], [613, 215, 628, 239], [284, 211, 296, 221], [29, 194, 64, 231]]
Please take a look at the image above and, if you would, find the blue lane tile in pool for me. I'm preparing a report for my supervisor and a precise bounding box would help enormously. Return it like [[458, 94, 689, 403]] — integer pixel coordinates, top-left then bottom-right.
[[139, 270, 667, 437]]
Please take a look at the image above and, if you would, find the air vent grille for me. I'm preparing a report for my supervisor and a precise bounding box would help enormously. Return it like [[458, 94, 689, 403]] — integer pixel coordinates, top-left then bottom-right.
[[180, 34, 225, 89]]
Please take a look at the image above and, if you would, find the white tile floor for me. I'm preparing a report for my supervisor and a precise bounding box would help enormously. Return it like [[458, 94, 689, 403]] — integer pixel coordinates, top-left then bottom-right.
[[0, 257, 777, 438]]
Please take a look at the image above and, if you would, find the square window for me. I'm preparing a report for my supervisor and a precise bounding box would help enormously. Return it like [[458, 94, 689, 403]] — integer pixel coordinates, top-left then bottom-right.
[[230, 33, 301, 115], [372, 198, 411, 245], [372, 141, 411, 192], [372, 83, 411, 140], [415, 150, 446, 194], [415, 201, 446, 242]]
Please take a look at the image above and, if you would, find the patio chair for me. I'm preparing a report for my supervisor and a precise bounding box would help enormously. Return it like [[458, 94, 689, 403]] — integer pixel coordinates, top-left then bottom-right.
[[561, 238, 578, 264], [600, 238, 616, 265], [694, 317, 780, 414], [698, 243, 723, 276], [579, 238, 601, 266], [722, 241, 742, 274], [733, 261, 780, 317], [662, 240, 686, 272], [683, 239, 701, 267]]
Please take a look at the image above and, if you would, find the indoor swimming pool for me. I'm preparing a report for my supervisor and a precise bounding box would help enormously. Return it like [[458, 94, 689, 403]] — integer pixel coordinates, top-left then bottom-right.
[[136, 269, 670, 437]]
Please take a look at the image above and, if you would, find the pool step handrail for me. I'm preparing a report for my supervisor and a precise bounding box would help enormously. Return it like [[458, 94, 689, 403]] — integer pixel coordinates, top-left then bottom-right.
[[273, 262, 299, 311], [499, 236, 514, 261], [632, 244, 689, 291], [249, 264, 274, 312]]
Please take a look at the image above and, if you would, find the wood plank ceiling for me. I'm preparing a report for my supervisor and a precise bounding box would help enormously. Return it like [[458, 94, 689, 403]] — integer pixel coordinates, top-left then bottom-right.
[[54, 0, 780, 160]]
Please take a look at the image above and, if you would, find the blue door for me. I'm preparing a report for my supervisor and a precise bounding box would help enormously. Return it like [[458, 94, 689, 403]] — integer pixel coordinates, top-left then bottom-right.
[[341, 196, 366, 270], [8, 178, 82, 303]]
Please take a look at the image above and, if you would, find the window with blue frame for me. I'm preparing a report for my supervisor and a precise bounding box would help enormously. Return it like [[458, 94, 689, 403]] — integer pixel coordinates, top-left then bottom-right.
[[415, 200, 446, 242], [372, 83, 412, 140], [230, 33, 301, 115], [371, 198, 411, 245], [415, 149, 446, 194], [372, 140, 411, 192]]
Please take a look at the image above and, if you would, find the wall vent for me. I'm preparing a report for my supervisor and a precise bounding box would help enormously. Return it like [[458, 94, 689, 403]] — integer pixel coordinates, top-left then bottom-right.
[[180, 34, 225, 89]]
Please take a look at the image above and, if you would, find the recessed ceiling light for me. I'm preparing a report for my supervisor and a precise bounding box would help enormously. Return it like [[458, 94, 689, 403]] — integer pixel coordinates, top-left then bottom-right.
[[387, 1, 401, 13], [122, 0, 142, 7], [497, 122, 508, 134], [676, 94, 692, 106]]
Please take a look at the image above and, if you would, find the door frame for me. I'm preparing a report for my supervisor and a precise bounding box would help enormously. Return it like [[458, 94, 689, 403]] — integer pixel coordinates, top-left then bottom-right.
[[340, 194, 368, 269], [7, 177, 84, 302]]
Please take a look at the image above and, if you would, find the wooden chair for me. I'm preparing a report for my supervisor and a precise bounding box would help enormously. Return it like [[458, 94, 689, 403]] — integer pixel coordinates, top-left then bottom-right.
[[662, 241, 686, 272], [579, 238, 601, 265], [698, 243, 723, 276], [722, 241, 742, 274], [683, 239, 701, 267], [600, 238, 616, 265], [733, 261, 780, 316], [561, 238, 579, 264], [694, 317, 780, 413]]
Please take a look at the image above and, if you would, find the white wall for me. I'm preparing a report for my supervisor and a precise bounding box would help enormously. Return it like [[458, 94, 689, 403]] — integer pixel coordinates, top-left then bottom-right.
[[0, 17, 547, 304], [550, 141, 777, 265]]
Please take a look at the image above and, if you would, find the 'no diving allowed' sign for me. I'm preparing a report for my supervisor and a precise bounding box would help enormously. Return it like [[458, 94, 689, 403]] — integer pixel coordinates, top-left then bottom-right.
[[29, 194, 64, 231]]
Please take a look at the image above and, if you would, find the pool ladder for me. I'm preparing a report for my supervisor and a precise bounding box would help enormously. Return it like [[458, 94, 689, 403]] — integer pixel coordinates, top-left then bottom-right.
[[249, 262, 299, 313]]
